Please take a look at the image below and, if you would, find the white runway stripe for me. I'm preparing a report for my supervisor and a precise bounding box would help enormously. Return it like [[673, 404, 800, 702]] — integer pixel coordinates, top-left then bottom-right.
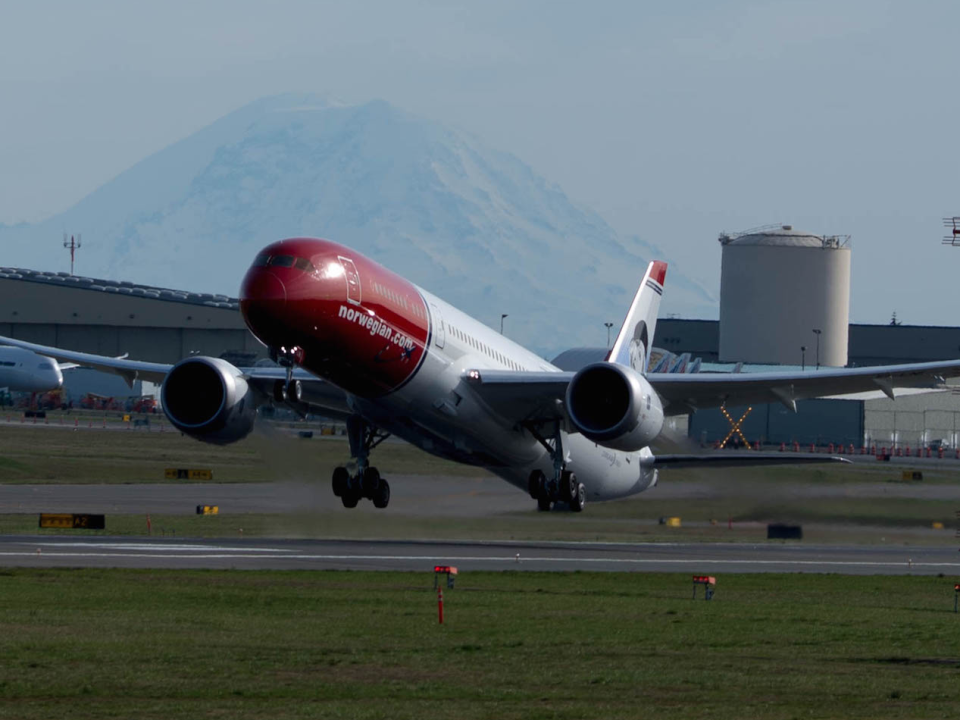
[[2, 551, 959, 569]]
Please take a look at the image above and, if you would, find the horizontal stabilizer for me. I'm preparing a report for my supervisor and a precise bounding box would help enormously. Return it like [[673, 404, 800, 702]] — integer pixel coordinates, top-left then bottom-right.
[[652, 452, 851, 470]]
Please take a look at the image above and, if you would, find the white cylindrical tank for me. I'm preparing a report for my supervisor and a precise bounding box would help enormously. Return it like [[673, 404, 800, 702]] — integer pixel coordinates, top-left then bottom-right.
[[718, 225, 850, 366]]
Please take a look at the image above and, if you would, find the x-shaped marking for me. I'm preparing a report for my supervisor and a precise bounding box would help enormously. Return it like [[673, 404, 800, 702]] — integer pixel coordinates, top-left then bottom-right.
[[719, 405, 753, 449]]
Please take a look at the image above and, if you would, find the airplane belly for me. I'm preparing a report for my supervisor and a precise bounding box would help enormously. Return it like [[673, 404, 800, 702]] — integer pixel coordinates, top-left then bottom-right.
[[354, 350, 544, 469]]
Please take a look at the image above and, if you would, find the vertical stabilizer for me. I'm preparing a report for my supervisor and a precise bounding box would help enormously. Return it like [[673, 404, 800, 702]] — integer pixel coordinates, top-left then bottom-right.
[[607, 261, 667, 375]]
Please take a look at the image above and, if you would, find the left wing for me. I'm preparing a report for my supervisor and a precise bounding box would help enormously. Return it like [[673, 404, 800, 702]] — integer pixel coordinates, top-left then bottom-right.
[[0, 334, 350, 417]]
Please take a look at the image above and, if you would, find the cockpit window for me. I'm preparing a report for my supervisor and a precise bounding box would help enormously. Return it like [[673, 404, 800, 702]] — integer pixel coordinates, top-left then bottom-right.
[[253, 253, 270, 267], [294, 257, 316, 273], [269, 255, 295, 268]]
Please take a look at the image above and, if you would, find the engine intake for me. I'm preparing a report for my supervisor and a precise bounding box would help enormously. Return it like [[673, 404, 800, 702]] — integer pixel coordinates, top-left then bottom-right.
[[565, 362, 663, 452], [161, 357, 258, 445]]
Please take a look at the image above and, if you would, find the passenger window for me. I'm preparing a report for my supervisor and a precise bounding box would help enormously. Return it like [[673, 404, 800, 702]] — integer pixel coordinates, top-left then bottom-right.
[[269, 255, 295, 268]]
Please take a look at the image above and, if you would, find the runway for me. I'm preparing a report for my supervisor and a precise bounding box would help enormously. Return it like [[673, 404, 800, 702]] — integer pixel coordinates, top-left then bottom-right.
[[1, 535, 957, 574], [4, 475, 960, 517]]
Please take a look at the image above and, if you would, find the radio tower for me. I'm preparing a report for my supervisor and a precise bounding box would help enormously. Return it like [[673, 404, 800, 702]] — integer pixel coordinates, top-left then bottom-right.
[[63, 233, 81, 275]]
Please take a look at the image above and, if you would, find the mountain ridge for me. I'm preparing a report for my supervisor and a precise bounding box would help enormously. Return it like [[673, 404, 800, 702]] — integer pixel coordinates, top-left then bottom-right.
[[0, 94, 717, 354]]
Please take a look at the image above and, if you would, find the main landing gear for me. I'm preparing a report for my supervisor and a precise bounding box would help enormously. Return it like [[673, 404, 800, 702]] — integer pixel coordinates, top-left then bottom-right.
[[525, 422, 586, 513], [331, 416, 391, 509]]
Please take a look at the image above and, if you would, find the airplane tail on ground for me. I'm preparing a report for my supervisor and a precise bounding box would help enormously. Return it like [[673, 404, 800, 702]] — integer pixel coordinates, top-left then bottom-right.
[[607, 261, 667, 375]]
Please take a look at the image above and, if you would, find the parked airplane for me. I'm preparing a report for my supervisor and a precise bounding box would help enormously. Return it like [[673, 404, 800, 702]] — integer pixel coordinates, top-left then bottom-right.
[[0, 346, 65, 393], [3, 237, 960, 512]]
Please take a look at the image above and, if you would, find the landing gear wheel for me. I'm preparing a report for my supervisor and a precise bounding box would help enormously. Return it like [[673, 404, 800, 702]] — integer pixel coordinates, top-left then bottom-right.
[[569, 483, 586, 513], [536, 495, 552, 512], [527, 470, 546, 499], [372, 479, 391, 509], [341, 490, 360, 509], [361, 466, 381, 497], [559, 471, 577, 504], [331, 466, 349, 497], [272, 379, 287, 403]]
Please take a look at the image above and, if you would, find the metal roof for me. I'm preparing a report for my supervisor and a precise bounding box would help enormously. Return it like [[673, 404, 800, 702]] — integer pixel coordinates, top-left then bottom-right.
[[719, 224, 848, 249], [0, 267, 239, 310]]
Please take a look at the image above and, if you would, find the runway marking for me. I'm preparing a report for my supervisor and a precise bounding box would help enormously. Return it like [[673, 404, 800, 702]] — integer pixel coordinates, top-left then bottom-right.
[[2, 551, 959, 569], [32, 542, 291, 553]]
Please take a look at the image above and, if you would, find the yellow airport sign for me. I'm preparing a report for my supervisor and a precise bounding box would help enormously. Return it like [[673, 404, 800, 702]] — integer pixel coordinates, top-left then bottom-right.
[[165, 469, 213, 481], [39, 513, 106, 529], [196, 505, 219, 515]]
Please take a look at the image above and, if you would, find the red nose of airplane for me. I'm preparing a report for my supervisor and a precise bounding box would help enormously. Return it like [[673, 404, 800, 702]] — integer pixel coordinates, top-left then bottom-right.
[[242, 269, 286, 304], [239, 269, 287, 343]]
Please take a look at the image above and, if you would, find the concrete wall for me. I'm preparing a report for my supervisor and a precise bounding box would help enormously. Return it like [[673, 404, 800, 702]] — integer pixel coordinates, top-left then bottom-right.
[[864, 390, 960, 449]]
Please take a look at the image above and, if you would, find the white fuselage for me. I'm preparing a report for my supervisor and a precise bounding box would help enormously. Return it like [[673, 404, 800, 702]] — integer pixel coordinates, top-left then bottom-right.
[[352, 287, 659, 502], [0, 347, 63, 394]]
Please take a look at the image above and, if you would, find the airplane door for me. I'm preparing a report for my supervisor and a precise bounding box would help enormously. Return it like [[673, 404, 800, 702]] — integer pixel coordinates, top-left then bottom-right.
[[430, 303, 445, 349], [338, 256, 362, 305]]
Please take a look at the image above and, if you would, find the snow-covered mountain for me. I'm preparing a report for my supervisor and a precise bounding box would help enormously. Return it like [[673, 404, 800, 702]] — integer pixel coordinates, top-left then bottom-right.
[[0, 93, 717, 354]]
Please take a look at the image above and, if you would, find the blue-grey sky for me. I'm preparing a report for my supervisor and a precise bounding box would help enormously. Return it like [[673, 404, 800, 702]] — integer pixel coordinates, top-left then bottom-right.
[[1, 1, 958, 324]]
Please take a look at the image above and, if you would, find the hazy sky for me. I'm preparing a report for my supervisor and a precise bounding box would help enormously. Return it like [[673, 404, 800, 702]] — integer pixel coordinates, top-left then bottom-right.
[[2, 1, 958, 324]]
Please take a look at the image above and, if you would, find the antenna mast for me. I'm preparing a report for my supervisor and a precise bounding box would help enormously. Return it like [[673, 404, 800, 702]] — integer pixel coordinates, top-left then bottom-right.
[[63, 233, 81, 275], [943, 218, 960, 245]]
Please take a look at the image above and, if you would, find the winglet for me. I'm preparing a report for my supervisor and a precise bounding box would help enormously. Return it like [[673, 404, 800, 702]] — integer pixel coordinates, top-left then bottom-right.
[[607, 260, 667, 375]]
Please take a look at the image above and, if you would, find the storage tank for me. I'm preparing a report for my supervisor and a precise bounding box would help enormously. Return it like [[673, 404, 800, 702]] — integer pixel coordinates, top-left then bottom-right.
[[718, 225, 851, 366]]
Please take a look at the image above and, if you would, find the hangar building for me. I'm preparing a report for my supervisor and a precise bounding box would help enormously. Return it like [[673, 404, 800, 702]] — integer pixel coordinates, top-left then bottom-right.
[[0, 266, 266, 365]]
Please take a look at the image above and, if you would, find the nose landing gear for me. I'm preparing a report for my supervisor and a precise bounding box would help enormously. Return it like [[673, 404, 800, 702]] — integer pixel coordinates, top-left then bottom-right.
[[331, 416, 392, 509]]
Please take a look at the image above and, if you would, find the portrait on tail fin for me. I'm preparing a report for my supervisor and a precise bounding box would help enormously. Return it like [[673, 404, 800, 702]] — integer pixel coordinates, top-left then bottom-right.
[[626, 320, 648, 374]]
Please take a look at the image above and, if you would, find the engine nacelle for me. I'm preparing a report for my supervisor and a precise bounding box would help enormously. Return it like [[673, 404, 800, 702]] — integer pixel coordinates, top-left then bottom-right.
[[161, 357, 259, 445], [565, 362, 664, 452]]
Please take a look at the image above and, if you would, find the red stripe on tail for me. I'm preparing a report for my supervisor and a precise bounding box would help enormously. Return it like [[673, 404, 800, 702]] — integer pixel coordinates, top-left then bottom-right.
[[650, 261, 667, 286]]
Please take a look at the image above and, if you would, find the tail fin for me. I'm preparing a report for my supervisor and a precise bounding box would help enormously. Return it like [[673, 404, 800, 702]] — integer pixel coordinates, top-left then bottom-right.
[[607, 261, 667, 375]]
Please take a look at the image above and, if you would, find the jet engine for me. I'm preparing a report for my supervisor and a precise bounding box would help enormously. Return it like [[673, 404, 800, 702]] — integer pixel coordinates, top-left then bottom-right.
[[565, 362, 664, 452], [160, 357, 259, 445]]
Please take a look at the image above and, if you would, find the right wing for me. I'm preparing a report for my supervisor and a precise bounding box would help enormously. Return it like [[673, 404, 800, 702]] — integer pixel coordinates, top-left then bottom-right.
[[0, 334, 350, 418]]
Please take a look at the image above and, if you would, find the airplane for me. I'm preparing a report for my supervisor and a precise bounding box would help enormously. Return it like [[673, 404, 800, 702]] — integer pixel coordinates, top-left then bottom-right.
[[0, 346, 66, 393], [3, 237, 960, 512]]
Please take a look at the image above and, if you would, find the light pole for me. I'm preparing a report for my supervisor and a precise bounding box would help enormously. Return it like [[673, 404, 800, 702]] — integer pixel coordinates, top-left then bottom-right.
[[812, 329, 822, 370], [604, 322, 614, 347], [500, 314, 508, 334], [801, 345, 806, 371]]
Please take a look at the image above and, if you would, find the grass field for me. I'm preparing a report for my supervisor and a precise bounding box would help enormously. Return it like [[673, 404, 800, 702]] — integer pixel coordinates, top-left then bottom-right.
[[0, 424, 487, 484], [3, 422, 960, 486], [0, 569, 959, 719]]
